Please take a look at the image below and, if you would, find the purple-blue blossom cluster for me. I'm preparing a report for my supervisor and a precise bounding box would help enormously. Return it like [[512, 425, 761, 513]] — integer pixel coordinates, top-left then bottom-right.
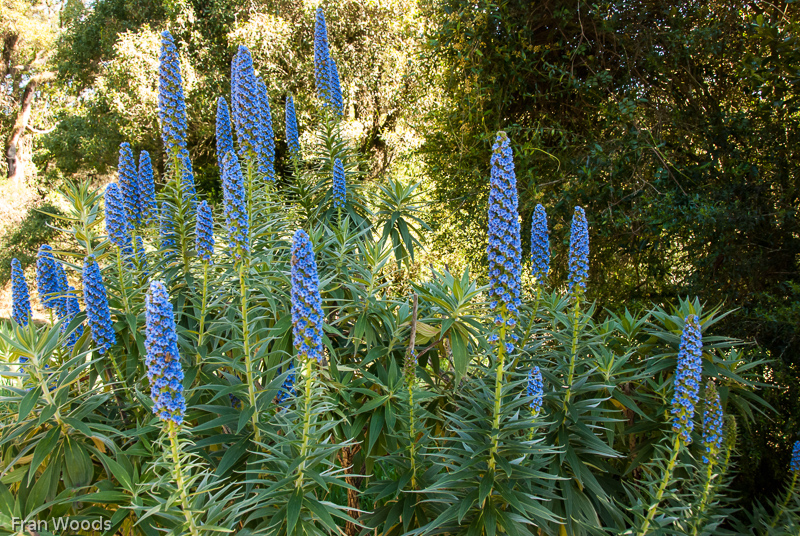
[[37, 245, 64, 313], [567, 206, 589, 297], [231, 46, 261, 166], [329, 58, 343, 115], [285, 95, 300, 154], [179, 149, 197, 206], [527, 366, 544, 416], [158, 30, 188, 156], [257, 77, 276, 181], [701, 383, 723, 464], [196, 200, 215, 262], [531, 204, 550, 284], [486, 131, 522, 351], [11, 258, 32, 326], [216, 97, 234, 172], [314, 8, 331, 104], [82, 256, 116, 355], [105, 183, 133, 254], [671, 314, 703, 444], [119, 143, 139, 225], [221, 152, 249, 260], [138, 151, 156, 224], [791, 441, 800, 473], [291, 230, 324, 363], [332, 158, 346, 209], [145, 280, 186, 425]]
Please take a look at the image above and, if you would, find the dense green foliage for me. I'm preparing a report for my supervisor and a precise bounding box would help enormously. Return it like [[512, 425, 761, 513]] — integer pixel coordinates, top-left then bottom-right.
[[420, 0, 800, 501]]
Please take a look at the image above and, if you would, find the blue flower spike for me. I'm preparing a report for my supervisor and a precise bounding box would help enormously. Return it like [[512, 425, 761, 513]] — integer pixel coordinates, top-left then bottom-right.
[[314, 8, 332, 104], [232, 46, 261, 166], [82, 255, 116, 355], [332, 158, 346, 209], [671, 314, 703, 444], [37, 245, 65, 314], [257, 77, 276, 181], [567, 206, 589, 298], [527, 366, 544, 416], [285, 95, 300, 155], [216, 97, 234, 173], [531, 204, 550, 285], [145, 280, 186, 425], [105, 183, 132, 254], [487, 131, 522, 351], [221, 152, 249, 260], [118, 143, 139, 225], [791, 441, 800, 473], [158, 30, 188, 156], [138, 151, 157, 224], [11, 258, 32, 326], [291, 230, 325, 364]]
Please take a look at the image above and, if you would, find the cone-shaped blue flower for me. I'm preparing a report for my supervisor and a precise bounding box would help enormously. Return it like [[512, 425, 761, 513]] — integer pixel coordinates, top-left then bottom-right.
[[671, 314, 703, 444], [291, 230, 324, 363], [145, 280, 186, 425], [531, 204, 550, 284], [487, 131, 522, 348], [257, 77, 276, 181], [314, 8, 334, 106], [11, 258, 32, 326], [328, 58, 343, 115], [567, 206, 589, 297], [216, 97, 234, 173], [527, 366, 544, 416], [62, 285, 84, 351], [118, 143, 139, 225], [791, 441, 800, 473], [332, 158, 346, 209], [37, 245, 65, 313], [82, 255, 115, 355], [158, 30, 188, 156], [105, 183, 133, 254], [221, 152, 249, 260], [196, 200, 215, 262], [232, 46, 261, 166], [285, 95, 300, 155], [138, 151, 156, 224]]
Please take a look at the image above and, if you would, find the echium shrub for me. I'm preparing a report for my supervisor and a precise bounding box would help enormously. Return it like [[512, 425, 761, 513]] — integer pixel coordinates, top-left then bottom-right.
[[1, 10, 776, 536]]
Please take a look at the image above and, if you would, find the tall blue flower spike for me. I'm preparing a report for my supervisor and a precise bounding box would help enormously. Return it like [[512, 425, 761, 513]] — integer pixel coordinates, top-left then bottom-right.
[[11, 258, 32, 326], [230, 49, 241, 133], [328, 58, 343, 115], [232, 46, 261, 166], [160, 202, 176, 249], [118, 143, 139, 225], [105, 183, 133, 254], [671, 314, 703, 444], [82, 255, 116, 355], [291, 230, 325, 363], [791, 441, 800, 473], [138, 151, 156, 224], [53, 261, 70, 319], [332, 158, 346, 209], [567, 206, 589, 297], [196, 200, 215, 262], [486, 131, 522, 352], [314, 8, 331, 104], [158, 30, 188, 156], [527, 366, 544, 416], [37, 245, 65, 313], [62, 285, 84, 350], [256, 77, 276, 181], [285, 95, 300, 155], [531, 204, 550, 284], [702, 383, 724, 464], [221, 152, 249, 260], [216, 97, 234, 173], [145, 280, 186, 425], [276, 362, 297, 405]]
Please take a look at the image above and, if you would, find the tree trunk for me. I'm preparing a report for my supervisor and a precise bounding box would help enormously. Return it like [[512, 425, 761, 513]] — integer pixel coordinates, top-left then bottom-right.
[[5, 71, 55, 185]]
